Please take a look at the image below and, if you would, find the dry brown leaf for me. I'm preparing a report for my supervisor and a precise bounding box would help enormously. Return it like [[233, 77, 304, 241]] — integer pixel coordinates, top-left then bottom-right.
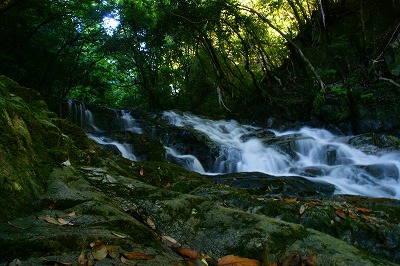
[[178, 248, 202, 259], [163, 182, 171, 189], [361, 214, 376, 223], [335, 208, 346, 219], [92, 246, 108, 261], [139, 168, 144, 176], [357, 207, 372, 214], [285, 198, 298, 203], [307, 201, 322, 207], [348, 211, 359, 220], [217, 255, 261, 266], [123, 251, 156, 260], [120, 256, 137, 265]]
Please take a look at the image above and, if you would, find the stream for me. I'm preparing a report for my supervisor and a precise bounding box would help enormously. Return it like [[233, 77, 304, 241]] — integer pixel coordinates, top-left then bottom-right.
[[62, 100, 400, 199]]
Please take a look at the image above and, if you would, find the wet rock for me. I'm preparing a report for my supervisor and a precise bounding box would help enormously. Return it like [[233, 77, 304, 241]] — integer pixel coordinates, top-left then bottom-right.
[[207, 172, 335, 198]]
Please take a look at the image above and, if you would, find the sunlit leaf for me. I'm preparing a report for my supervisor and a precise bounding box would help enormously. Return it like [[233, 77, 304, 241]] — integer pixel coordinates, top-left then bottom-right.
[[123, 251, 156, 260], [217, 255, 261, 266]]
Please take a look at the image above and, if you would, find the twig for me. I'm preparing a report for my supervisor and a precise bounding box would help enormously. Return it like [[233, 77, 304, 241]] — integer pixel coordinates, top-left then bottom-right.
[[379, 77, 400, 88]]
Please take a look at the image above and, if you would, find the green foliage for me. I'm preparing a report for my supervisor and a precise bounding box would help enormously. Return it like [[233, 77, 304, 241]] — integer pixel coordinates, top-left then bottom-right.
[[331, 85, 347, 96], [0, 0, 320, 111]]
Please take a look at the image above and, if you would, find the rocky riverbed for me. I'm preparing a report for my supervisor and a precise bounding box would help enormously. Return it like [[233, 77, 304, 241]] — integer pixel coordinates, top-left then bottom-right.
[[1, 75, 400, 265]]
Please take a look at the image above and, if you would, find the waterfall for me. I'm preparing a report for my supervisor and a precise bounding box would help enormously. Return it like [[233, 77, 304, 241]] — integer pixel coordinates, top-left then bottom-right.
[[162, 111, 400, 199], [63, 100, 142, 161]]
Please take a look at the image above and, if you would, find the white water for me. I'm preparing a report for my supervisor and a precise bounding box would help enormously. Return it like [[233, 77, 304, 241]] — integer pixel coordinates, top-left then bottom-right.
[[88, 134, 138, 161], [163, 111, 400, 199]]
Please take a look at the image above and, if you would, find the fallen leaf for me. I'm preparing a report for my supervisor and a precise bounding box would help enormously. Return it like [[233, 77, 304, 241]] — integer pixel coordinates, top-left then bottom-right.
[[120, 256, 137, 265], [217, 255, 261, 266], [163, 182, 171, 189], [106, 245, 118, 259], [335, 208, 346, 219], [92, 246, 108, 261], [139, 168, 144, 176], [348, 211, 359, 220], [285, 198, 297, 203], [62, 159, 71, 166], [41, 215, 61, 225], [58, 212, 77, 219], [57, 217, 73, 226], [161, 234, 181, 248], [299, 205, 306, 215], [112, 232, 128, 238], [123, 251, 156, 260], [186, 258, 208, 266], [307, 201, 322, 207], [90, 240, 105, 250], [357, 207, 372, 214], [178, 248, 202, 259], [78, 251, 93, 266], [361, 214, 376, 223], [144, 216, 156, 230]]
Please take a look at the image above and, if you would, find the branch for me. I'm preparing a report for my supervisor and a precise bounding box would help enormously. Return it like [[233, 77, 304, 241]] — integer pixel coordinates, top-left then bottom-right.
[[379, 77, 400, 88], [235, 4, 325, 92]]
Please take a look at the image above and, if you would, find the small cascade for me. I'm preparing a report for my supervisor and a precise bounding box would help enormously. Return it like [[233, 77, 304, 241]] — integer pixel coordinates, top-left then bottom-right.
[[88, 134, 137, 161], [165, 146, 205, 173], [61, 99, 144, 161], [162, 111, 400, 199], [118, 110, 143, 134], [66, 99, 86, 129]]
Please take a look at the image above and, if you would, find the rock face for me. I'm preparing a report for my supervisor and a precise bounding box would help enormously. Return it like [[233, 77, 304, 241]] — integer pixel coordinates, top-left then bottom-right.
[[1, 76, 400, 265]]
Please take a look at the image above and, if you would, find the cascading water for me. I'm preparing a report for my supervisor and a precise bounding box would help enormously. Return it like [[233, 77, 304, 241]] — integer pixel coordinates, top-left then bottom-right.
[[63, 100, 142, 161], [162, 111, 400, 199]]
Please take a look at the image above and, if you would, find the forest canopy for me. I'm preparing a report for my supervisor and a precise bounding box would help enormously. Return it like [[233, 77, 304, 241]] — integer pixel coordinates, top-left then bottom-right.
[[1, 0, 399, 117]]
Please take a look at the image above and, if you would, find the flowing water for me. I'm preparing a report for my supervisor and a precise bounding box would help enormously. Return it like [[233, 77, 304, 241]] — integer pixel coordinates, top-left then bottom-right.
[[62, 101, 400, 199], [162, 111, 400, 199]]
